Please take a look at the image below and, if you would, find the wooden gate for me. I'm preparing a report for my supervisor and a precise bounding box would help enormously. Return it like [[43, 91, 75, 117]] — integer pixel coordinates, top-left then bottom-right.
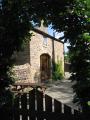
[[0, 89, 88, 120]]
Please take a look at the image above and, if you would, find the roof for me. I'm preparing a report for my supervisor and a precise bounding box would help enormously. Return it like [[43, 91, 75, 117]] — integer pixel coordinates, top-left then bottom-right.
[[32, 28, 64, 44]]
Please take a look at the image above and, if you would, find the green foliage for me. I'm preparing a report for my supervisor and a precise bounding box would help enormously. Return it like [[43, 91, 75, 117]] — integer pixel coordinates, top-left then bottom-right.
[[87, 101, 90, 106], [52, 60, 64, 80], [0, 0, 32, 106], [69, 33, 90, 112], [64, 51, 71, 63]]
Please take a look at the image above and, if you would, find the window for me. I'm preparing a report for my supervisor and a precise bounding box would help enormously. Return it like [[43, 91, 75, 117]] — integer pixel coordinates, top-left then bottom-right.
[[43, 36, 47, 45]]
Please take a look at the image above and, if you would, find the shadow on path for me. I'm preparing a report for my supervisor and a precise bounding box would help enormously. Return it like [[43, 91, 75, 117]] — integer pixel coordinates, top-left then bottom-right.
[[45, 80, 78, 110]]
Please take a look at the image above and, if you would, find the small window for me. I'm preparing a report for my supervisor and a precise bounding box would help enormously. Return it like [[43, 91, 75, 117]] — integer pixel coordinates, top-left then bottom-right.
[[43, 36, 47, 45]]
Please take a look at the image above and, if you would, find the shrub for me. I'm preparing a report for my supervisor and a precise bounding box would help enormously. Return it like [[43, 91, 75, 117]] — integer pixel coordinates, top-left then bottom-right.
[[52, 60, 64, 80]]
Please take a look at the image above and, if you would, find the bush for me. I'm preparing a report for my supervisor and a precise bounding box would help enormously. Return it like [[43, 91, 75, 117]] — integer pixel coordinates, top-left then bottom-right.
[[52, 60, 64, 80]]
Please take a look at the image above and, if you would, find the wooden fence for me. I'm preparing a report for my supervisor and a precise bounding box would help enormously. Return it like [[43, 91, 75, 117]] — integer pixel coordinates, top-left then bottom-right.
[[0, 89, 89, 120]]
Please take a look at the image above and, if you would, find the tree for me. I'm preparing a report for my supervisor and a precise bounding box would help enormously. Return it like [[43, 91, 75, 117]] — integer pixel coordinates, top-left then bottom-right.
[[0, 0, 32, 106], [0, 0, 89, 111], [68, 0, 90, 113], [69, 33, 90, 113], [64, 51, 71, 63]]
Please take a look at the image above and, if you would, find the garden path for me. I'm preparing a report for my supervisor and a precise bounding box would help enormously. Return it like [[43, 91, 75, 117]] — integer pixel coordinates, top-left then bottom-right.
[[45, 79, 79, 110]]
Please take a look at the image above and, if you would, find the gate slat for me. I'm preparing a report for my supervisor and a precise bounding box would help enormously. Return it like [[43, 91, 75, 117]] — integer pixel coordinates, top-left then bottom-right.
[[36, 90, 43, 120], [45, 94, 52, 112], [13, 95, 20, 120], [54, 99, 62, 113], [64, 104, 72, 114], [74, 109, 81, 120], [29, 89, 36, 120], [21, 93, 28, 120], [45, 94, 52, 120]]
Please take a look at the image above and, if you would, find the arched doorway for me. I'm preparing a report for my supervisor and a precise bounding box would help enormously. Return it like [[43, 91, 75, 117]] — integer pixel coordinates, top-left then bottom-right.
[[40, 54, 51, 82]]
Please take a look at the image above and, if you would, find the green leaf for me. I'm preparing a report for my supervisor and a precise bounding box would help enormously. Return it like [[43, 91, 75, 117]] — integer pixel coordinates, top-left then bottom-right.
[[87, 101, 90, 106]]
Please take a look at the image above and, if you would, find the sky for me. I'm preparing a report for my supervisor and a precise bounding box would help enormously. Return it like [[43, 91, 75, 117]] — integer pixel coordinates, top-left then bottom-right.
[[48, 27, 69, 53]]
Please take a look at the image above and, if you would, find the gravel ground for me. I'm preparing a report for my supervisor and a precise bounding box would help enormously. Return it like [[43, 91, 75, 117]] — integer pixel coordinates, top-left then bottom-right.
[[45, 79, 79, 110]]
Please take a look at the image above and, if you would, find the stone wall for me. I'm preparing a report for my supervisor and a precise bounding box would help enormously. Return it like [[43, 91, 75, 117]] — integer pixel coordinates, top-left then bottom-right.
[[15, 42, 30, 65], [30, 31, 53, 82], [14, 30, 64, 83], [54, 40, 64, 70], [13, 63, 31, 83], [29, 31, 64, 83]]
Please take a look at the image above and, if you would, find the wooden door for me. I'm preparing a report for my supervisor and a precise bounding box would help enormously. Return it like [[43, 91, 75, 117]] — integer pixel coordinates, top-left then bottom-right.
[[40, 54, 51, 82]]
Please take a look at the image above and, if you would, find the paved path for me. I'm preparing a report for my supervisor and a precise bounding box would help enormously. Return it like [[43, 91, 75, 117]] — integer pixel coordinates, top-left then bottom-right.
[[45, 80, 78, 110]]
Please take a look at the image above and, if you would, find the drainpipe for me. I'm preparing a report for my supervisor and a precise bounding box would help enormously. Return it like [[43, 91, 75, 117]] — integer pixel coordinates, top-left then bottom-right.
[[52, 32, 55, 73]]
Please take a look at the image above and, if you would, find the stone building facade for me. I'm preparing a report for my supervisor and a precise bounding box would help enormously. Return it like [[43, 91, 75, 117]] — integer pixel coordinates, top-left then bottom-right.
[[14, 27, 64, 83]]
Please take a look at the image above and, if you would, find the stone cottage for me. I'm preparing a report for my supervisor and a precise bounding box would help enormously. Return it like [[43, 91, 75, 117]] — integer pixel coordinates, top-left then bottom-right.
[[13, 26, 64, 83]]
